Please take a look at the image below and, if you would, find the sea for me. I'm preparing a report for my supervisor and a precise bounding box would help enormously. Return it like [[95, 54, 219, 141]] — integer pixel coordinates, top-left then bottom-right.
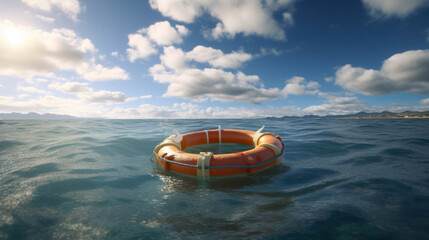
[[0, 119, 428, 239]]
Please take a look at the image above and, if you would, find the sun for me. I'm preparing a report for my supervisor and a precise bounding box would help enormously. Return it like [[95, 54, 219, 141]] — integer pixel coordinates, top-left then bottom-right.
[[1, 24, 28, 46]]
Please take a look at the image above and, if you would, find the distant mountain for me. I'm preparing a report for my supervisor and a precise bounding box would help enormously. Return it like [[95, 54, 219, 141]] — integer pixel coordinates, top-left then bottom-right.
[[0, 112, 77, 119], [272, 111, 429, 119]]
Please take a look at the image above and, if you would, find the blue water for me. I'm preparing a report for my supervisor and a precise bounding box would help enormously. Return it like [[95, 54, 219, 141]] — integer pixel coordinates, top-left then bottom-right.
[[0, 119, 428, 239]]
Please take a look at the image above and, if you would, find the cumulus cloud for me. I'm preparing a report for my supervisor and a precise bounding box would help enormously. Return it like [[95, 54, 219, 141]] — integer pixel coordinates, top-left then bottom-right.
[[187, 46, 252, 69], [126, 21, 189, 62], [0, 21, 129, 81], [421, 98, 429, 105], [362, 0, 429, 18], [49, 81, 128, 103], [22, 0, 82, 21], [282, 77, 320, 96], [126, 34, 157, 62], [145, 21, 189, 45], [335, 49, 429, 95], [150, 46, 318, 104], [150, 0, 295, 40], [148, 0, 203, 23]]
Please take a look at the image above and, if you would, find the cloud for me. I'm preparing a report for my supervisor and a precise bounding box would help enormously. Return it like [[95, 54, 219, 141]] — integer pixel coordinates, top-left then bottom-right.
[[126, 21, 189, 62], [49, 82, 128, 103], [324, 77, 334, 82], [186, 45, 252, 69], [421, 98, 429, 105], [2, 94, 428, 119], [126, 34, 157, 62], [282, 12, 294, 26], [148, 0, 203, 23], [150, 0, 296, 40], [362, 0, 429, 18], [302, 93, 369, 116], [0, 21, 129, 81], [79, 63, 129, 81], [145, 21, 189, 45], [140, 95, 153, 99], [22, 0, 82, 21], [82, 91, 127, 103], [150, 46, 318, 104], [35, 14, 55, 23], [48, 81, 89, 93], [282, 76, 320, 95], [17, 85, 50, 94], [257, 47, 283, 57], [335, 49, 429, 95]]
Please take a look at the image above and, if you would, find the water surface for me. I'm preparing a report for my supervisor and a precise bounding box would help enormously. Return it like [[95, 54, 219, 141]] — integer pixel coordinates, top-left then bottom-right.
[[1, 119, 428, 239]]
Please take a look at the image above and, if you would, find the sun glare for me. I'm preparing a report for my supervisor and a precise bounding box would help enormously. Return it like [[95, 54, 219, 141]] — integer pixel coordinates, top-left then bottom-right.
[[1, 25, 28, 46]]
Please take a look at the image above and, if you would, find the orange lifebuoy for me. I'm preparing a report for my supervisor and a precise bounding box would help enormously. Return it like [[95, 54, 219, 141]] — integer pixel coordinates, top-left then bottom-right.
[[153, 127, 284, 177]]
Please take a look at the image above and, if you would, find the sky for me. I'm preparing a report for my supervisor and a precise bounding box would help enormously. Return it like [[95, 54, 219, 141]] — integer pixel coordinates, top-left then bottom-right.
[[0, 0, 429, 119]]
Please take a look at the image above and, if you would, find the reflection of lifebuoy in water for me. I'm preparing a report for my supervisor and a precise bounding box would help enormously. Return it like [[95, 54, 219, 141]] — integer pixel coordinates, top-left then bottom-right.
[[153, 126, 284, 177]]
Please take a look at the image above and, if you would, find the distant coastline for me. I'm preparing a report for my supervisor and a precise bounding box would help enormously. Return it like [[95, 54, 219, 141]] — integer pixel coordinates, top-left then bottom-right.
[[1, 111, 429, 120], [268, 111, 429, 119]]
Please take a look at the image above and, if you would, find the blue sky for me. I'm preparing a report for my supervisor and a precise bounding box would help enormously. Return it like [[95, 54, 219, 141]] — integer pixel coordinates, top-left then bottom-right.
[[0, 0, 428, 118]]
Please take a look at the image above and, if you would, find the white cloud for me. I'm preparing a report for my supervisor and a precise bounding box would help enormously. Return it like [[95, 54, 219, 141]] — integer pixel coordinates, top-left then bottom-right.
[[160, 46, 188, 71], [0, 21, 129, 81], [282, 12, 294, 26], [150, 46, 318, 104], [111, 51, 118, 57], [126, 21, 189, 62], [22, 0, 82, 21], [126, 34, 157, 62], [324, 77, 334, 82], [146, 21, 189, 45], [150, 0, 296, 40], [35, 14, 55, 23], [82, 91, 127, 103], [148, 0, 203, 23], [17, 85, 50, 94], [49, 81, 128, 103], [187, 46, 252, 69], [79, 63, 129, 81], [49, 81, 89, 93], [362, 0, 429, 18], [335, 49, 429, 95], [257, 47, 283, 57], [140, 95, 153, 99], [421, 98, 429, 105], [282, 77, 320, 96]]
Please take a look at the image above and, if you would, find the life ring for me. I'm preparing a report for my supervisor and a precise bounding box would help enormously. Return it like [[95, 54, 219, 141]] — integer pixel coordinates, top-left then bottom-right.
[[153, 126, 284, 177]]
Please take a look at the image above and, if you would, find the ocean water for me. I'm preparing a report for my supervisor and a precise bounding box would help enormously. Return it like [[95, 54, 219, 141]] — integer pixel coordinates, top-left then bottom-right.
[[0, 119, 428, 239]]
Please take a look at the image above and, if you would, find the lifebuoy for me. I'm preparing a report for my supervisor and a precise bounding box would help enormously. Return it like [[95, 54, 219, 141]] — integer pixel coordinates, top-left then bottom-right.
[[153, 126, 284, 177]]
